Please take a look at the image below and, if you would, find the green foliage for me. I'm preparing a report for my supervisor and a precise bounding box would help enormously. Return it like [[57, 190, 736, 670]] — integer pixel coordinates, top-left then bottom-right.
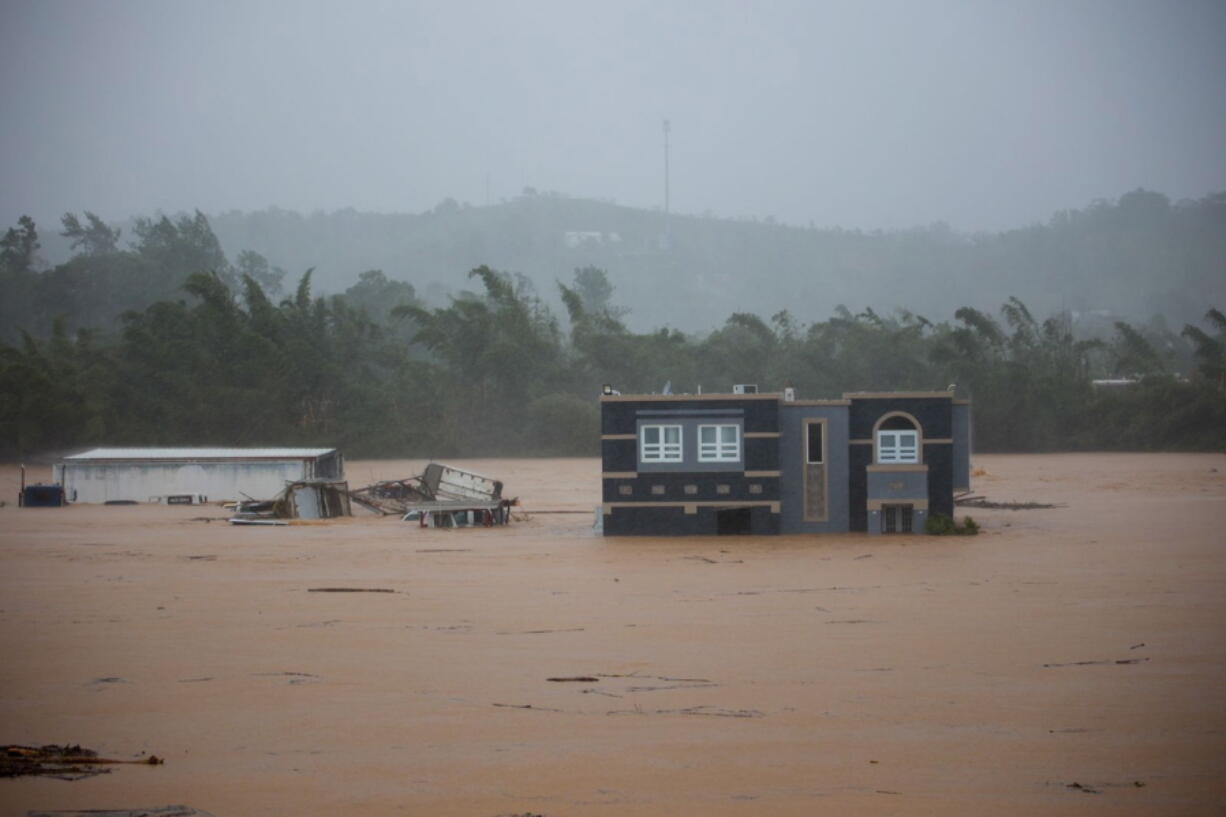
[[0, 211, 273, 344], [1110, 321, 1166, 376], [235, 250, 286, 298], [131, 210, 233, 287], [1, 206, 1224, 461], [925, 513, 980, 536], [924, 514, 955, 535], [1, 215, 41, 274], [524, 393, 599, 456], [1183, 308, 1226, 390], [61, 212, 121, 256]]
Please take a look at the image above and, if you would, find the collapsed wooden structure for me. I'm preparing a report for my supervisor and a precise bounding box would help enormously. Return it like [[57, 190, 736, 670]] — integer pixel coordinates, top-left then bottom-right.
[[349, 463, 516, 527], [229, 479, 353, 523]]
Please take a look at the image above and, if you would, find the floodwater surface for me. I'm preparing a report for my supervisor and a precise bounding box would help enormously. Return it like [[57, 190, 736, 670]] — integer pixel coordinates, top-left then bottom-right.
[[1, 454, 1224, 815]]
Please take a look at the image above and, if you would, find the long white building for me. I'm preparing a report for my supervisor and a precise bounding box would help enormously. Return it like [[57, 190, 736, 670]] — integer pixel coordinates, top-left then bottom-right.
[[54, 447, 344, 504]]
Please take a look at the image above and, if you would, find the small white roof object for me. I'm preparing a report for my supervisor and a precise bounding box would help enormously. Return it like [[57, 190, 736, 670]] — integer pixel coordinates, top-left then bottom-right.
[[64, 447, 336, 461]]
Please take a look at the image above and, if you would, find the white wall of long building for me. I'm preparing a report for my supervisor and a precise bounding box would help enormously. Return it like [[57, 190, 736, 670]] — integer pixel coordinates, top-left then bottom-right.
[[56, 460, 315, 503]]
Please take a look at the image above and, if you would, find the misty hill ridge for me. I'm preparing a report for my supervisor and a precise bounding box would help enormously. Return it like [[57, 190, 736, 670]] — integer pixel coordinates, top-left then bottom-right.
[[200, 190, 1224, 331], [25, 189, 1223, 333]]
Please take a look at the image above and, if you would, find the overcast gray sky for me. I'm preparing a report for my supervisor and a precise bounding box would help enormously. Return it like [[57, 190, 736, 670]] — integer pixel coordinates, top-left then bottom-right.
[[3, 0, 1224, 234]]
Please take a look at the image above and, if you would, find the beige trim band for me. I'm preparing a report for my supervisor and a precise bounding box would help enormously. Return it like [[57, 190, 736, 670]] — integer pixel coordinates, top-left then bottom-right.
[[600, 434, 636, 440], [923, 438, 953, 444], [603, 501, 781, 515], [601, 391, 966, 403], [843, 391, 956, 400], [867, 499, 930, 511], [743, 432, 781, 439], [601, 393, 781, 402], [850, 438, 873, 445], [785, 399, 850, 406], [602, 470, 777, 479], [867, 464, 929, 473]]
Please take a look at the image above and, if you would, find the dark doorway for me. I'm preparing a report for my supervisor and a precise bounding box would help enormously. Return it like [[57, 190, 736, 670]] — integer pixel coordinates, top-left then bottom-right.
[[716, 507, 753, 535], [881, 504, 914, 534]]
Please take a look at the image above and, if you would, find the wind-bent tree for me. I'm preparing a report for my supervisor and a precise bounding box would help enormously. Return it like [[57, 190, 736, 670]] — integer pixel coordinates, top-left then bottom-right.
[[1183, 308, 1226, 390], [60, 212, 121, 256]]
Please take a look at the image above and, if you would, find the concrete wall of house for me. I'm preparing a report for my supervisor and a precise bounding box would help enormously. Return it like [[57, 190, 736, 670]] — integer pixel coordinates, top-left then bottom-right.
[[601, 395, 780, 536], [952, 402, 971, 493], [604, 504, 779, 536], [603, 472, 779, 505], [865, 466, 930, 535], [779, 404, 850, 533], [635, 411, 745, 473], [848, 443, 873, 532], [60, 460, 313, 503], [922, 442, 956, 519], [847, 396, 955, 441], [866, 467, 928, 501], [602, 397, 780, 436], [848, 396, 955, 532], [603, 392, 963, 537]]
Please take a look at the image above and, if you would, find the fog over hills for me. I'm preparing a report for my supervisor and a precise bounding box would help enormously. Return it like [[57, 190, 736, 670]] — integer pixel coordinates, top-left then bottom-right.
[[6, 1, 1226, 335], [29, 187, 1223, 334], [189, 189, 1219, 332], [5, 2, 1225, 238]]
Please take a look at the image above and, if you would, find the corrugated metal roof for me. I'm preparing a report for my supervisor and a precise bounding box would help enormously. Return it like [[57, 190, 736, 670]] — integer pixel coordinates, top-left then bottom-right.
[[64, 447, 337, 461]]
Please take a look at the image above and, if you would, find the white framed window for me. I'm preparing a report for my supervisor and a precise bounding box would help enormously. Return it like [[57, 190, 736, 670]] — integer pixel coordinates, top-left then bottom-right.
[[877, 430, 919, 464], [640, 424, 682, 462], [698, 424, 740, 462]]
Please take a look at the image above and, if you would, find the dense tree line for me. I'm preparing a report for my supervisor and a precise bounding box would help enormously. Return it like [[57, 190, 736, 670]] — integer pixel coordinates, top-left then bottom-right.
[[1, 213, 1224, 460]]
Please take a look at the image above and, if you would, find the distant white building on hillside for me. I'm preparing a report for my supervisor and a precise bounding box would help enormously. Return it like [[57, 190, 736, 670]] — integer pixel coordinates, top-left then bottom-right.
[[563, 230, 622, 249], [54, 447, 344, 504]]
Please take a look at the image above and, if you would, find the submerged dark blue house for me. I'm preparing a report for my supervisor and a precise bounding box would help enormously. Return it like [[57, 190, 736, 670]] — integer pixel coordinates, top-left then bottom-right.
[[601, 387, 970, 536]]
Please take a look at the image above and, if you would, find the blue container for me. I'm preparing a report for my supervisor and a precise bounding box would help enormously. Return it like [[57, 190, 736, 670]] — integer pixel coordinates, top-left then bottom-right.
[[21, 484, 66, 507]]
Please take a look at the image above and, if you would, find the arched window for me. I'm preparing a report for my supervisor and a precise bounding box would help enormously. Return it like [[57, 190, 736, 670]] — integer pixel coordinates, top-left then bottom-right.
[[876, 414, 920, 464]]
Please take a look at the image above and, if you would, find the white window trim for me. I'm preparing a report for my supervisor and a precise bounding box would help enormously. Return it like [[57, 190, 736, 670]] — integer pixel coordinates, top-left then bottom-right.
[[876, 429, 919, 464], [640, 424, 683, 463], [698, 423, 740, 462]]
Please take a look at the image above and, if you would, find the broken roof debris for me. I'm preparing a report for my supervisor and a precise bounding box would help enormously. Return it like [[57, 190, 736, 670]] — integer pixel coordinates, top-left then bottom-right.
[[350, 463, 517, 527], [226, 463, 516, 528], [229, 479, 352, 524]]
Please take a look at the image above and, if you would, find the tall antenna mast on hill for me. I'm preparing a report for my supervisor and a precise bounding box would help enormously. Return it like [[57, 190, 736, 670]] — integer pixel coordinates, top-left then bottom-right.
[[662, 118, 672, 250]]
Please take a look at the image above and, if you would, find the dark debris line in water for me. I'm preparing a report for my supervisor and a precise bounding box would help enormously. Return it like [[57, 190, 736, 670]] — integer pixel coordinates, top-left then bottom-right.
[[27, 808, 214, 817], [2, 744, 163, 780]]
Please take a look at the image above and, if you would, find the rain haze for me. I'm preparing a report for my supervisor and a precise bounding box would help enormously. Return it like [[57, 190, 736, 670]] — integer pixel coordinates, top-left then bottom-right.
[[3, 0, 1225, 233], [4, 7, 1226, 813]]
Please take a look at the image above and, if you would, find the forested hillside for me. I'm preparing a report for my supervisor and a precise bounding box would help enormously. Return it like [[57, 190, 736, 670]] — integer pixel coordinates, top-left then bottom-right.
[[212, 189, 1226, 332], [2, 200, 1224, 459], [28, 189, 1226, 334]]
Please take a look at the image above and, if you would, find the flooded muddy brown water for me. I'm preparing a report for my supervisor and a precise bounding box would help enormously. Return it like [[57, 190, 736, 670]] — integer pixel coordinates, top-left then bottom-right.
[[2, 454, 1224, 815]]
